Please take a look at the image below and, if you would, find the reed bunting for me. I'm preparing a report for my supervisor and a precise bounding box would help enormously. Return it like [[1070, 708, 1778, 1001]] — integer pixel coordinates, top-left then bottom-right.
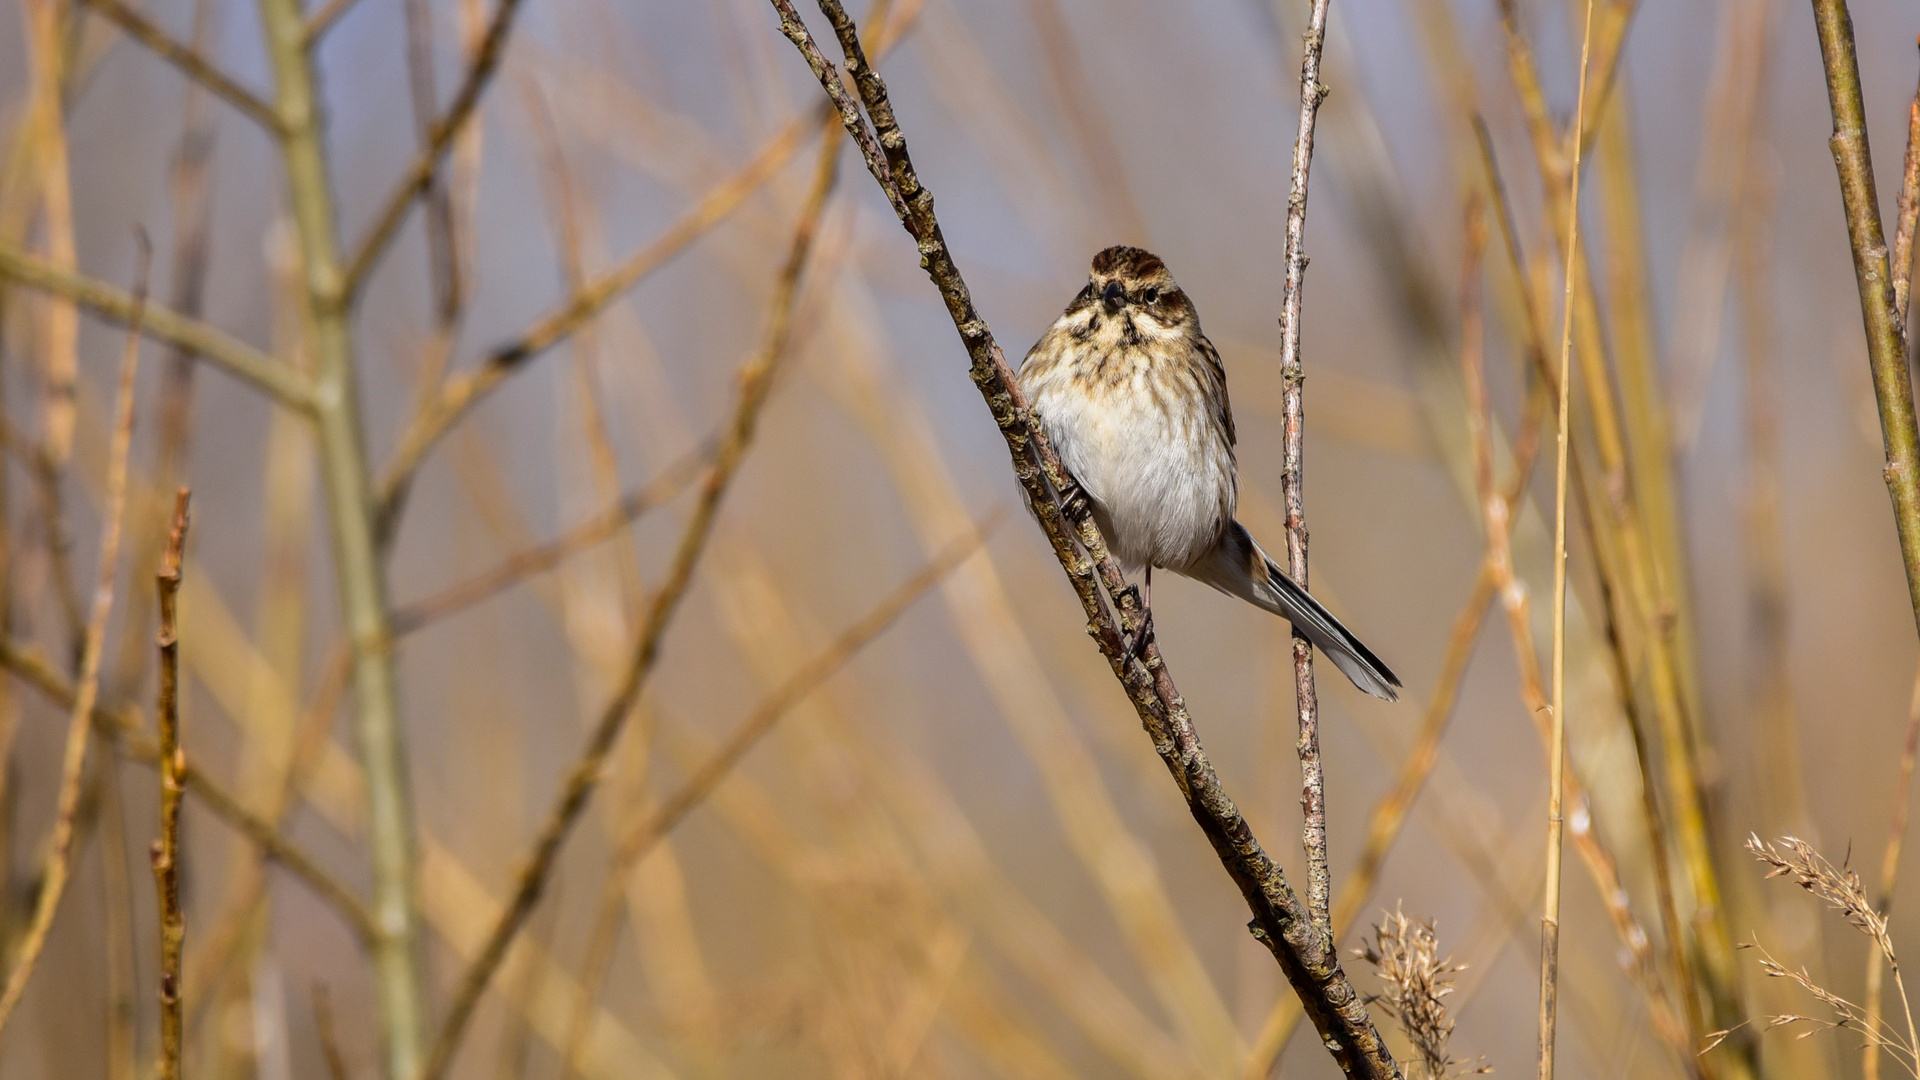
[[1017, 245, 1401, 701]]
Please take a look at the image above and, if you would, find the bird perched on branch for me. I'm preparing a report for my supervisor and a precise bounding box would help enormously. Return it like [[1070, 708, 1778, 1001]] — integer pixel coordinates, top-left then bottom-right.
[[1018, 245, 1401, 701]]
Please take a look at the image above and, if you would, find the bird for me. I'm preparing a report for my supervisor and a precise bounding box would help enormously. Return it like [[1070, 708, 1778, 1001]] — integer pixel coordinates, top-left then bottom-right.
[[1016, 245, 1401, 701]]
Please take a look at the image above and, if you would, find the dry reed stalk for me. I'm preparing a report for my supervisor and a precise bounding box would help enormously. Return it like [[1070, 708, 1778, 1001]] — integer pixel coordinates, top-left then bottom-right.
[[768, 3, 1401, 1075], [1278, 0, 1337, 937], [1472, 110, 1698, 1059], [1539, 4, 1595, 1078], [0, 243, 313, 409], [152, 490, 189, 1080], [1495, 7, 1752, 1067], [21, 0, 79, 465], [1021, 0, 1147, 244], [0, 248, 145, 1030], [416, 101, 847, 1080], [1810, 0, 1920, 640], [74, 0, 281, 132], [1871, 663, 1920, 1080], [558, 518, 991, 1080]]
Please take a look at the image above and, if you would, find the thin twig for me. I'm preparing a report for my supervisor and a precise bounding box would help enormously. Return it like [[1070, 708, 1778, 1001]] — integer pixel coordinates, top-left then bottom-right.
[[0, 636, 380, 946], [77, 0, 282, 132], [1278, 0, 1336, 937], [558, 513, 993, 1080], [769, 2, 1402, 1075], [388, 441, 711, 634], [0, 242, 313, 410], [1540, 3, 1595, 1078], [1811, 0, 1920, 641], [340, 0, 529, 300], [0, 244, 148, 1031], [151, 489, 189, 1080], [415, 111, 848, 1080], [1893, 41, 1920, 328]]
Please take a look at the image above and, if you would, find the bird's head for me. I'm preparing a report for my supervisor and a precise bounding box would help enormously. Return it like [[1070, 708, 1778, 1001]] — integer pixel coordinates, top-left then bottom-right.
[[1075, 245, 1194, 328]]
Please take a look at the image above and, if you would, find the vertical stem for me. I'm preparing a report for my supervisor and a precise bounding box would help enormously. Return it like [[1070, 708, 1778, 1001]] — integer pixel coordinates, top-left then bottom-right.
[[1278, 0, 1334, 937], [1810, 0, 1920, 642], [253, 3, 424, 1075], [153, 489, 190, 1080], [1541, 3, 1595, 1079]]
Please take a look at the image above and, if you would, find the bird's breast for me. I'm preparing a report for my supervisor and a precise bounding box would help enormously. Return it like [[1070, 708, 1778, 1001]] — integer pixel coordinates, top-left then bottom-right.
[[1019, 339, 1235, 572]]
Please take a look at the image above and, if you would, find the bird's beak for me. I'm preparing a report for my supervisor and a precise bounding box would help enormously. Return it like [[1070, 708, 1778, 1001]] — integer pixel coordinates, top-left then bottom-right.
[[1101, 280, 1125, 313]]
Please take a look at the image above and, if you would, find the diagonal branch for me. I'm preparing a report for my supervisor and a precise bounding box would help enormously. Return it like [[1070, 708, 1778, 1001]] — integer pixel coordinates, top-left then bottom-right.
[[78, 0, 282, 133], [340, 0, 529, 300], [388, 440, 712, 634], [0, 242, 315, 411], [768, 2, 1402, 1076]]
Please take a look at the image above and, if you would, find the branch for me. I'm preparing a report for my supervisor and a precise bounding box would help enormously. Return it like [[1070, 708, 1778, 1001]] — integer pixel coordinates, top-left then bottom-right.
[[1277, 0, 1335, 936], [152, 490, 190, 1080], [0, 242, 314, 410], [0, 251, 145, 1031], [255, 0, 427, 1064], [340, 0, 528, 300], [415, 108, 848, 1080], [768, 3, 1401, 1076], [78, 0, 282, 132], [1810, 0, 1920, 641]]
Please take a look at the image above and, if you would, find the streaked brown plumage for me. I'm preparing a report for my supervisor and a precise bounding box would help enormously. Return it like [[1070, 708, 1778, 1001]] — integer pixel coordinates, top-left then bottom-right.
[[1018, 245, 1401, 700]]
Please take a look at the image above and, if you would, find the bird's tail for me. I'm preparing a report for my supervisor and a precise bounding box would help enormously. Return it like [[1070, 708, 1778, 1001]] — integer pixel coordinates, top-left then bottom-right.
[[1184, 521, 1402, 701]]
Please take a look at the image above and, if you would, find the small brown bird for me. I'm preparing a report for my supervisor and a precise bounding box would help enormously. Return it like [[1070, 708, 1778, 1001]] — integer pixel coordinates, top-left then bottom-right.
[[1018, 245, 1401, 700]]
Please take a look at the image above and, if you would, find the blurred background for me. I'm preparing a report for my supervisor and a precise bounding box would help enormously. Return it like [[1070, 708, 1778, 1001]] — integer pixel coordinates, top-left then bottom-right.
[[0, 0, 1916, 1076]]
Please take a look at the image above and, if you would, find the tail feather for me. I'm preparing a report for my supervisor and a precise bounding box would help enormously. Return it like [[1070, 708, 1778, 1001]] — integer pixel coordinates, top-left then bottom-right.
[[1184, 522, 1402, 701]]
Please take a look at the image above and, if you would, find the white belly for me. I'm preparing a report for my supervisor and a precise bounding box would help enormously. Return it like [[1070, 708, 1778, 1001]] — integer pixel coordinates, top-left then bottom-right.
[[1025, 366, 1234, 573]]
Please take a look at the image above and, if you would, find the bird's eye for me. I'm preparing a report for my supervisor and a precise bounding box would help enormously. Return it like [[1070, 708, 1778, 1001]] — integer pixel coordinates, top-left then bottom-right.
[[1143, 288, 1159, 303]]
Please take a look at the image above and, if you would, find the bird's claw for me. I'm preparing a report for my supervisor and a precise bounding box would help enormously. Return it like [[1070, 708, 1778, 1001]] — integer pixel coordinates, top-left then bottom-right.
[[1056, 478, 1091, 520]]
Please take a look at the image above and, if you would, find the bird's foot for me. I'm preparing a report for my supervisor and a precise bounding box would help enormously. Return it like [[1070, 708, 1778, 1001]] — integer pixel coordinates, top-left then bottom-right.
[[1056, 477, 1091, 520], [1116, 585, 1155, 666]]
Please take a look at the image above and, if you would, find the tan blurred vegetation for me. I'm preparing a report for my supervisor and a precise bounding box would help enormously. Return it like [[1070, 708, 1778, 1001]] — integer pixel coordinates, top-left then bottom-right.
[[0, 0, 1919, 1077]]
